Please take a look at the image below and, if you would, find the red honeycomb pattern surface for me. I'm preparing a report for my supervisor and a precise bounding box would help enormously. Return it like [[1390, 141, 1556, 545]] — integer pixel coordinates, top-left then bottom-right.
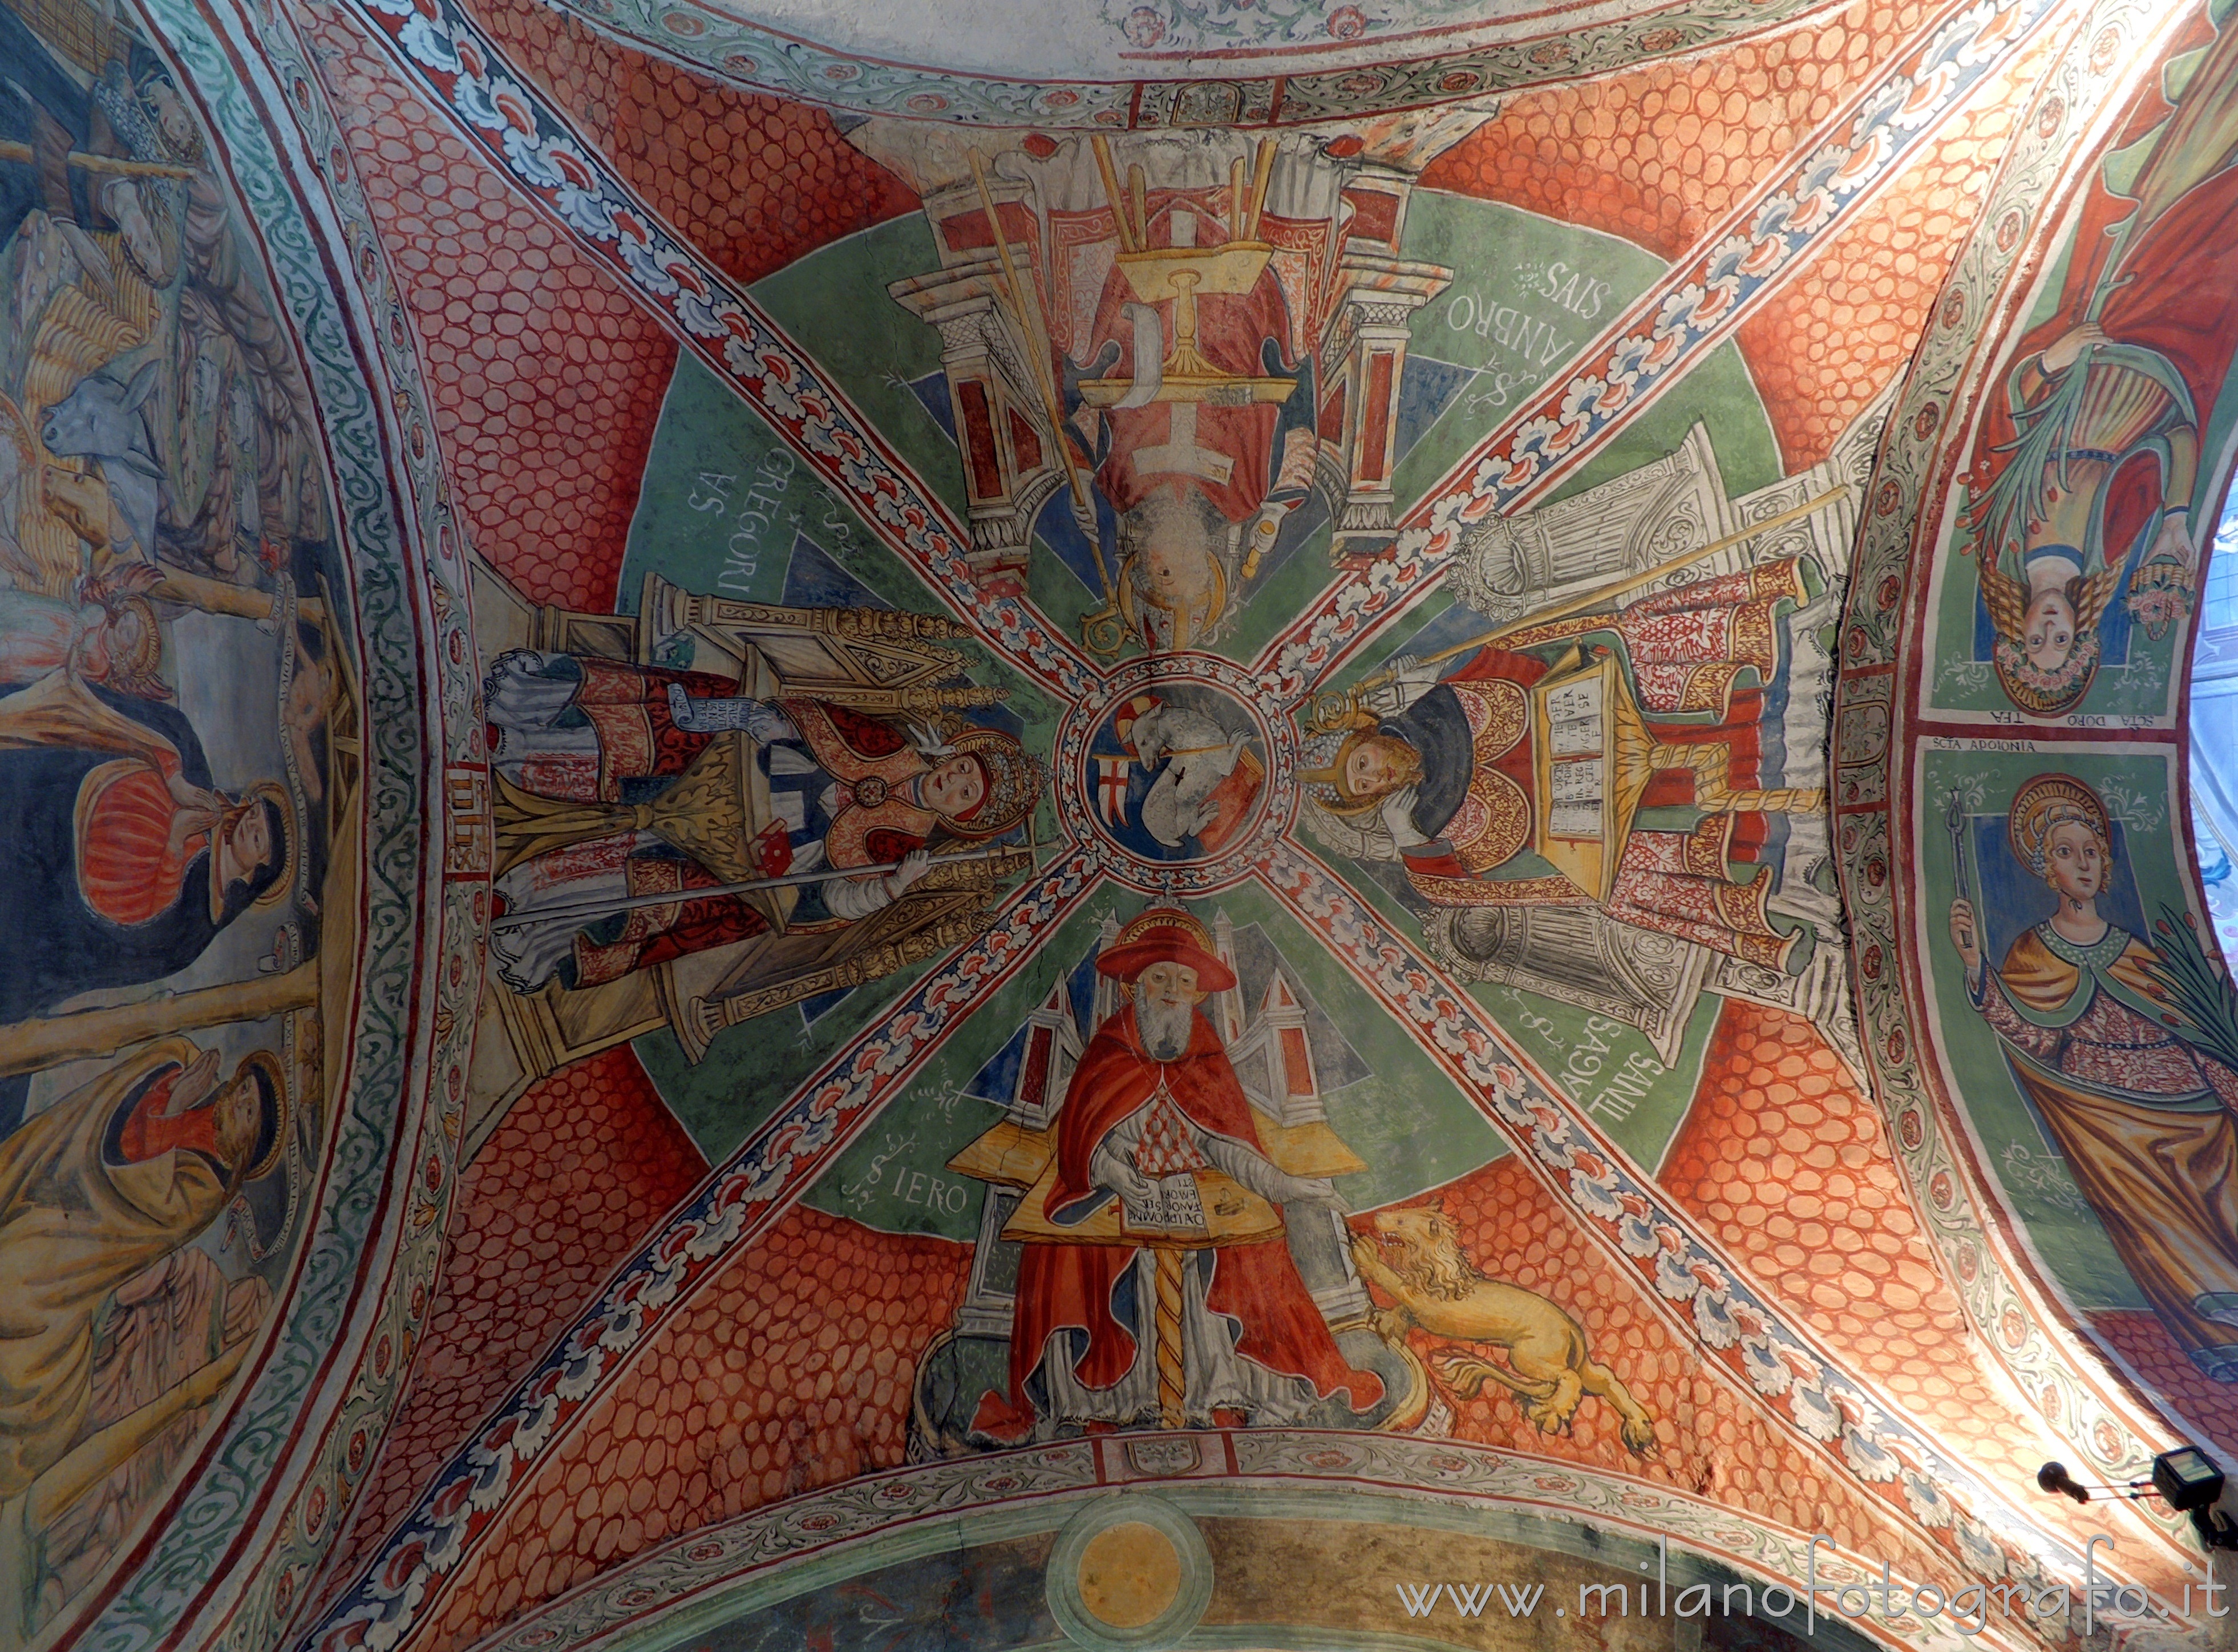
[[302, 3, 676, 608], [424, 1209, 970, 1649], [2093, 1311, 2238, 1462], [1653, 1002, 2132, 1562], [460, 0, 919, 290], [313, 1047, 705, 1620], [1418, 0, 1939, 261], [1657, 1005, 2062, 1443], [1659, 1003, 1989, 1421], [1366, 1153, 1950, 1584], [1735, 29, 2059, 468]]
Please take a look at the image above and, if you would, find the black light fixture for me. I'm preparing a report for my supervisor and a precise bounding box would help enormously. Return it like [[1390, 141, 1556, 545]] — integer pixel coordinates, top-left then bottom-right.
[[2035, 1460, 2151, 1504], [2152, 1447, 2227, 1513], [2153, 1448, 2238, 1551], [2039, 1449, 2238, 1550]]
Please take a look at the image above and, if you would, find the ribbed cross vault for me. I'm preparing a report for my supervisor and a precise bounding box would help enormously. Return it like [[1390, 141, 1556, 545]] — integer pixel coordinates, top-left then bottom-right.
[[4, 2, 2238, 1650]]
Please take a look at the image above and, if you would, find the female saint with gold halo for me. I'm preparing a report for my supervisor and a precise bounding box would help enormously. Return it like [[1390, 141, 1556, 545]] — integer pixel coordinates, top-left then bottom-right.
[[1949, 773, 2238, 1380]]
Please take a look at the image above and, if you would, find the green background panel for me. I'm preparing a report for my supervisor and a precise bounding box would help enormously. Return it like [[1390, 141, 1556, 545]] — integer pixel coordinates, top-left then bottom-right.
[[1915, 744, 2195, 1311], [1925, 505, 2180, 721], [616, 349, 1063, 1164], [606, 185, 1788, 1184], [803, 888, 1512, 1241]]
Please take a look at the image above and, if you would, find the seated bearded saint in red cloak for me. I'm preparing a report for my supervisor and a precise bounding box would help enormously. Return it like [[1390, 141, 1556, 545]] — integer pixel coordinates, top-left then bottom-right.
[[975, 910, 1382, 1439]]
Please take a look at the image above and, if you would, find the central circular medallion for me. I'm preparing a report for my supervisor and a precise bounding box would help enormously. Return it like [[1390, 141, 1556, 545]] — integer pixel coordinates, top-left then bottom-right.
[[1076, 1522, 1181, 1628], [1057, 654, 1297, 894], [1045, 1494, 1214, 1652]]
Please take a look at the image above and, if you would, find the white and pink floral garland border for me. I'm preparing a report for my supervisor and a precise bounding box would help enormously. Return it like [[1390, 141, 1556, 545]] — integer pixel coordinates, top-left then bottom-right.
[[543, 0, 1847, 128], [1249, 0, 2070, 706]]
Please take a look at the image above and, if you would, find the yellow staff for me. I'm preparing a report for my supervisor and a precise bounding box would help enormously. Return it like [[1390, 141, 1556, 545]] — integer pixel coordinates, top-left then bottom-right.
[[490, 843, 1022, 933]]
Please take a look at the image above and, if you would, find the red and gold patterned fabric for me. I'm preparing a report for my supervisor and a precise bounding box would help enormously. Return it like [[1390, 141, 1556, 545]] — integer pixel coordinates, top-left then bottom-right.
[[1393, 563, 1811, 967]]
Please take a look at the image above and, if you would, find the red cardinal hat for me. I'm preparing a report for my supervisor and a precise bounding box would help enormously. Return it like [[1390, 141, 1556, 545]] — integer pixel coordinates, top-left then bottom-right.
[[1094, 905, 1237, 991]]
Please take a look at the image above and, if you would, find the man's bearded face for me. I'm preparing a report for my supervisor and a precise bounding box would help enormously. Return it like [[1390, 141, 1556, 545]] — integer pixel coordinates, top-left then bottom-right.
[[1134, 961, 1204, 1060], [216, 1075, 265, 1175], [1121, 491, 1225, 646]]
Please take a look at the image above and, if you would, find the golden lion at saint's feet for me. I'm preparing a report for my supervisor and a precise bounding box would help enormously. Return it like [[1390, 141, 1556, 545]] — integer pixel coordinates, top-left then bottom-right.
[[1351, 1207, 1657, 1454]]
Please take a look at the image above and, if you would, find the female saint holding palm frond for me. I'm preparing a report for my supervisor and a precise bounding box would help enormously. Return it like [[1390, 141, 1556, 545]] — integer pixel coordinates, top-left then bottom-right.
[[1949, 774, 2238, 1381]]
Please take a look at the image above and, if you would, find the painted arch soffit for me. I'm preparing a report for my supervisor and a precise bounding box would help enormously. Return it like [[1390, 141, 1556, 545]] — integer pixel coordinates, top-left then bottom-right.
[[475, 1438, 2022, 1652], [546, 0, 1855, 129], [1838, 0, 2238, 1553], [239, 4, 2238, 1652], [0, 0, 479, 1645]]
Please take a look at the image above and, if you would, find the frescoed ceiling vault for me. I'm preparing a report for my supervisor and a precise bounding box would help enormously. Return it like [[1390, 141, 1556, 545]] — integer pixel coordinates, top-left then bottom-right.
[[10, 0, 2238, 1649]]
